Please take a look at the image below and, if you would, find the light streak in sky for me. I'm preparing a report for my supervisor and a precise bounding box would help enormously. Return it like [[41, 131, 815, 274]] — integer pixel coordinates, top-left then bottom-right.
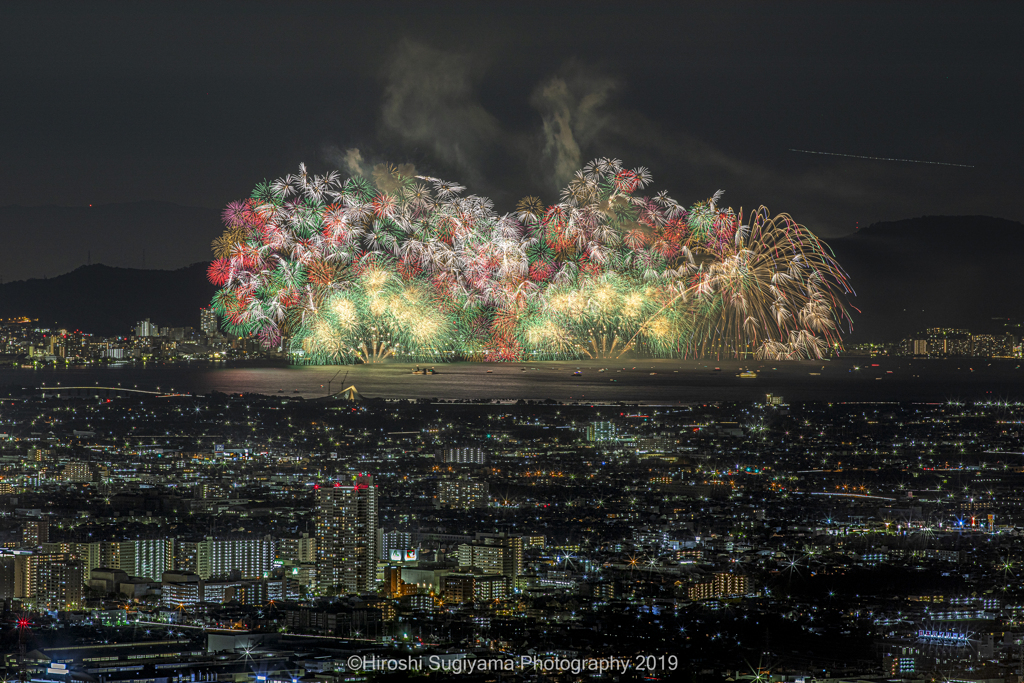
[[789, 148, 973, 168]]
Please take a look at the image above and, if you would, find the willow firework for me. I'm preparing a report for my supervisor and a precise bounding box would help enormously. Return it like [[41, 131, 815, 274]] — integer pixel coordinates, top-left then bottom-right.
[[208, 159, 852, 362]]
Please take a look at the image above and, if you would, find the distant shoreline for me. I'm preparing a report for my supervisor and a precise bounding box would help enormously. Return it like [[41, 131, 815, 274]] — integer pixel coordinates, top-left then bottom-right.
[[2, 357, 1024, 404]]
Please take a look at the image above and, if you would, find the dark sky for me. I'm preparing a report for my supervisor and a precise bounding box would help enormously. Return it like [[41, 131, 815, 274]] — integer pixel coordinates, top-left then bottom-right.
[[3, 1, 1021, 238]]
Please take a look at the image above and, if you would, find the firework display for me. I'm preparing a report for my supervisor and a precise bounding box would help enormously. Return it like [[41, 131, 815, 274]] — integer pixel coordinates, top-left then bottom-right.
[[209, 160, 852, 363]]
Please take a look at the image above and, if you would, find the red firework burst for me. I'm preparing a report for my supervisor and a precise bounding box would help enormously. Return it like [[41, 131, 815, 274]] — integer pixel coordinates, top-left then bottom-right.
[[613, 170, 639, 193], [397, 258, 423, 280], [372, 193, 397, 219], [207, 259, 233, 286], [279, 290, 301, 308], [542, 205, 567, 229], [230, 243, 260, 269], [623, 228, 649, 250], [528, 260, 555, 282], [307, 261, 335, 286]]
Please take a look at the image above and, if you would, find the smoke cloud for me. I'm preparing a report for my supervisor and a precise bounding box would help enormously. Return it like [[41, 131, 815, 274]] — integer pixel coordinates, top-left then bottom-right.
[[531, 66, 616, 188], [322, 145, 369, 178], [379, 40, 507, 184], [373, 40, 621, 197], [343, 148, 366, 177], [339, 40, 876, 235]]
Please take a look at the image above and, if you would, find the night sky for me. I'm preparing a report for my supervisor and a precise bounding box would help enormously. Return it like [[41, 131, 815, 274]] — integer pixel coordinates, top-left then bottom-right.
[[3, 1, 1021, 241]]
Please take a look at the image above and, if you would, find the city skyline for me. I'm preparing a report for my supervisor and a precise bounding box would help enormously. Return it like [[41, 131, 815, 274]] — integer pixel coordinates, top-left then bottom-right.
[[2, 391, 1024, 678]]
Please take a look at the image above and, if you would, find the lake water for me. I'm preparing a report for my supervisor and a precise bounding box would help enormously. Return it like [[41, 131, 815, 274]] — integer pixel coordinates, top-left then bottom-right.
[[2, 357, 1023, 404]]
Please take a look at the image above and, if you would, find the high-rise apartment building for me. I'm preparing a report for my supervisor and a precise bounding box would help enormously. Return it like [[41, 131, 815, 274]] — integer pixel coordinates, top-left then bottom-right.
[[175, 540, 199, 574], [896, 328, 1015, 358], [457, 536, 523, 581], [278, 533, 317, 564], [36, 556, 84, 610], [161, 571, 201, 609], [924, 328, 971, 357], [21, 519, 49, 548], [437, 479, 490, 509], [15, 553, 84, 609], [458, 543, 504, 574], [315, 474, 378, 594], [79, 540, 175, 581], [200, 307, 218, 337], [0, 550, 17, 607], [586, 421, 617, 442], [380, 530, 413, 561], [41, 542, 102, 573], [196, 536, 276, 580], [442, 572, 509, 603], [688, 572, 751, 601], [134, 319, 155, 337], [61, 461, 93, 483], [971, 334, 1014, 357], [437, 447, 485, 465], [119, 539, 175, 581]]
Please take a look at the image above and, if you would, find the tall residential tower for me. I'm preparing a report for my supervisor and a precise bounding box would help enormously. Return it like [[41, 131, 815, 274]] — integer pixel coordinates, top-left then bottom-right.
[[315, 474, 378, 594]]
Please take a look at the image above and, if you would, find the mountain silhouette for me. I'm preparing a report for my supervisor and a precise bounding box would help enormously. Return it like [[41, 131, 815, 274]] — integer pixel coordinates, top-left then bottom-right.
[[0, 201, 222, 283], [0, 263, 216, 336], [829, 215, 1024, 342], [1, 214, 1019, 344]]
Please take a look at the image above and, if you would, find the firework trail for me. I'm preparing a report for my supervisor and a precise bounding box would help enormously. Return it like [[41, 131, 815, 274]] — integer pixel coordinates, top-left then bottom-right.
[[209, 160, 852, 362], [789, 148, 973, 168]]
